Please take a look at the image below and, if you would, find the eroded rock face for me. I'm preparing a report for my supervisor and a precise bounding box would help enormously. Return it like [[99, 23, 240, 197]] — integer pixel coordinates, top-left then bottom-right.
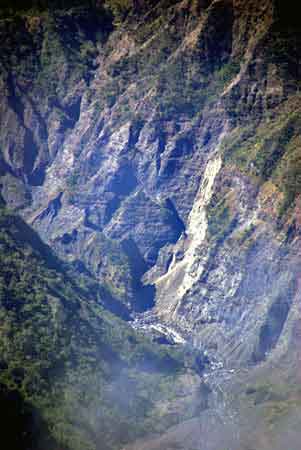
[[148, 151, 223, 319], [1, 0, 301, 368]]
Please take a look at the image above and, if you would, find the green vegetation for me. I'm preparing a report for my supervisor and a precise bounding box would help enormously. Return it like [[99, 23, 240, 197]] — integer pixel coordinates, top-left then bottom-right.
[[233, 223, 257, 246], [213, 61, 240, 91], [0, 2, 109, 108], [222, 105, 301, 218], [105, 0, 133, 24], [156, 60, 205, 118], [84, 232, 133, 301], [245, 380, 301, 428], [207, 198, 231, 239], [276, 134, 301, 217], [0, 0, 241, 132], [206, 187, 238, 243], [0, 204, 198, 450], [155, 59, 240, 119]]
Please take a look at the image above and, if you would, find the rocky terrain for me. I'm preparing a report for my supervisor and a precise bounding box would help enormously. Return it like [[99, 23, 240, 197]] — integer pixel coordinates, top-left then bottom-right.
[[1, 0, 301, 449]]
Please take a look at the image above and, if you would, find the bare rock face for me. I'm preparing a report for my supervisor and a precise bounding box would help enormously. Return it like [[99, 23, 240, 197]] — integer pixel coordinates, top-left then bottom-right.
[[1, 0, 301, 373]]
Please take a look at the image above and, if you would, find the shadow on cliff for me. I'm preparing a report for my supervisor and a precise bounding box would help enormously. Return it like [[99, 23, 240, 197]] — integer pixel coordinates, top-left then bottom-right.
[[122, 238, 156, 312]]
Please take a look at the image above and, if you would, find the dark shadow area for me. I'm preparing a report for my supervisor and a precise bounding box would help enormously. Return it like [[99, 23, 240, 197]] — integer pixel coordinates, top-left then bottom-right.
[[0, 154, 13, 176], [121, 238, 149, 285], [275, 0, 301, 30], [160, 134, 194, 178], [104, 162, 137, 225], [61, 228, 78, 245], [200, 0, 234, 73], [107, 163, 138, 197], [164, 198, 186, 239], [83, 207, 103, 231], [28, 163, 47, 187], [6, 74, 47, 186], [121, 238, 155, 312], [136, 283, 156, 312], [128, 118, 144, 149], [138, 349, 182, 374], [252, 282, 295, 364], [0, 383, 60, 450], [100, 287, 132, 321], [66, 98, 81, 124], [34, 192, 62, 223], [3, 214, 64, 272], [103, 196, 122, 225]]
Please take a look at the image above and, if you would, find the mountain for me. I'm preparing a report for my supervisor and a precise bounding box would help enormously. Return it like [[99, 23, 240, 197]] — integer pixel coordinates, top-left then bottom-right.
[[0, 199, 204, 450], [0, 0, 301, 449]]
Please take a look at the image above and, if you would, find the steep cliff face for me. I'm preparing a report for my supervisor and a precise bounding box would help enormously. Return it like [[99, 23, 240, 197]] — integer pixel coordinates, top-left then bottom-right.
[[2, 0, 300, 361], [1, 0, 301, 448]]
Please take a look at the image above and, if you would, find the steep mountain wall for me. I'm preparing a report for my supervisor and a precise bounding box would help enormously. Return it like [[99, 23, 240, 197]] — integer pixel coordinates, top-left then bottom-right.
[[1, 2, 301, 447], [1, 0, 300, 365]]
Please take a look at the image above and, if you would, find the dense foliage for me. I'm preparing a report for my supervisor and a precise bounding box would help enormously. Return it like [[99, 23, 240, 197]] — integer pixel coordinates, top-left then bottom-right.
[[0, 203, 199, 450]]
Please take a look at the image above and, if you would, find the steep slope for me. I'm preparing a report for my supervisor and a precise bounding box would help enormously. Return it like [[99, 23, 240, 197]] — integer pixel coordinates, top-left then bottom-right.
[[1, 0, 300, 362], [0, 200, 203, 450], [1, 0, 301, 448]]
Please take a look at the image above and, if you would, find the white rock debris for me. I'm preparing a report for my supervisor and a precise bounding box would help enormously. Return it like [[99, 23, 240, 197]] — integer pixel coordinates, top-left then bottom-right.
[[132, 314, 186, 345], [177, 155, 222, 298], [154, 153, 222, 318]]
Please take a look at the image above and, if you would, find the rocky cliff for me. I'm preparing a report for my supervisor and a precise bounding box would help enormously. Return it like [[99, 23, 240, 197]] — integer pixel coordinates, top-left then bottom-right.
[[1, 0, 301, 448]]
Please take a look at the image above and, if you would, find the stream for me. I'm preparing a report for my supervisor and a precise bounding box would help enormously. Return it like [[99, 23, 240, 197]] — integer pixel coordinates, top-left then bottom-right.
[[131, 310, 243, 449]]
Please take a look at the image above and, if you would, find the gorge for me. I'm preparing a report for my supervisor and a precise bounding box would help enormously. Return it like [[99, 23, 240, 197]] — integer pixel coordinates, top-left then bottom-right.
[[0, 0, 301, 449]]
